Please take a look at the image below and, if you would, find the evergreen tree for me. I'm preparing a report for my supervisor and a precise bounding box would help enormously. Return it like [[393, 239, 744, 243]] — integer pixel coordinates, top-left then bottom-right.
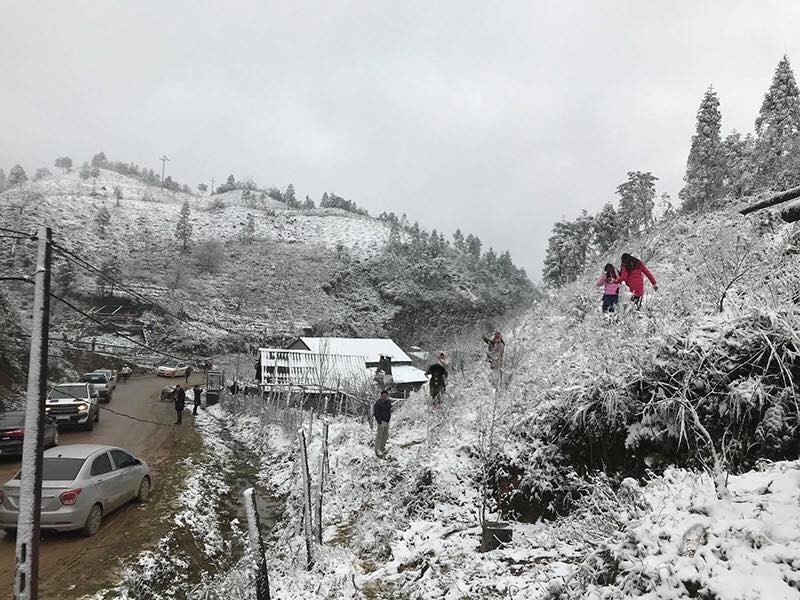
[[721, 130, 756, 198], [94, 204, 111, 237], [496, 251, 514, 277], [465, 234, 482, 258], [54, 157, 73, 172], [616, 171, 658, 235], [593, 202, 618, 254], [91, 151, 108, 168], [483, 247, 498, 268], [284, 183, 299, 208], [176, 200, 193, 251], [243, 213, 255, 244], [542, 213, 593, 286], [679, 86, 724, 212], [302, 195, 315, 209], [54, 258, 77, 296], [754, 55, 800, 188], [320, 192, 330, 207], [8, 164, 27, 187], [659, 192, 675, 221], [0, 169, 6, 192], [33, 168, 52, 181], [226, 174, 236, 187], [452, 229, 465, 251]]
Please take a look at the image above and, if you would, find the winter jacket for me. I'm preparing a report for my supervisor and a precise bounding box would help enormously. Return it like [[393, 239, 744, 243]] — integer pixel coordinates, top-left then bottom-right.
[[616, 262, 656, 297], [373, 397, 392, 423], [595, 274, 621, 295], [193, 388, 202, 403], [175, 388, 186, 408], [425, 363, 448, 389]]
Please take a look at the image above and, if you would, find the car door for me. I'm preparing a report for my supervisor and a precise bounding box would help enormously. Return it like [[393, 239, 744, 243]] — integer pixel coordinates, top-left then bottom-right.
[[110, 449, 139, 503], [89, 452, 121, 510]]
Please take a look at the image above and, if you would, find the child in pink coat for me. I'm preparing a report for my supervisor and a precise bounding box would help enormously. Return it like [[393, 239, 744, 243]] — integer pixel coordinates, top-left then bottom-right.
[[596, 263, 621, 313]]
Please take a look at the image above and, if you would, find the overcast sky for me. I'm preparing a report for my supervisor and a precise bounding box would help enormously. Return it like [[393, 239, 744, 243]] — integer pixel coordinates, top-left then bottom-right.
[[2, 1, 799, 278]]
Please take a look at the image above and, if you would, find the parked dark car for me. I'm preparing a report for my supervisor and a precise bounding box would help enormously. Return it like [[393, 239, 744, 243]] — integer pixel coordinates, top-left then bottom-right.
[[0, 411, 59, 456]]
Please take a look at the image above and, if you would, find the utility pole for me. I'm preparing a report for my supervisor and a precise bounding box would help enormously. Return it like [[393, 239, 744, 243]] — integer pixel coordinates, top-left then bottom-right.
[[14, 226, 52, 600], [159, 154, 170, 188]]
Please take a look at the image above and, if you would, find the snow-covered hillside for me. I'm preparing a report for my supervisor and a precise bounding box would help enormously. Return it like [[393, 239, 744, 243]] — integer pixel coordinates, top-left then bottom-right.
[[131, 200, 800, 599]]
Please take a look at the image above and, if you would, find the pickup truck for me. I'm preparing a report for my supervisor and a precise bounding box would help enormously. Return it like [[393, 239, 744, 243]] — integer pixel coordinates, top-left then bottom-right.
[[46, 383, 101, 431], [79, 371, 115, 403]]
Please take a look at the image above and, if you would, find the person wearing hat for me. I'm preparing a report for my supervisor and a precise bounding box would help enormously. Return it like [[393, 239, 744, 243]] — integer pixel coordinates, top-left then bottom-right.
[[425, 352, 449, 406]]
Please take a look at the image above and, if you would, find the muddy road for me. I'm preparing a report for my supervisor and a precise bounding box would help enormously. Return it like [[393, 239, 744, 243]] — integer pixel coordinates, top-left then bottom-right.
[[0, 374, 203, 600]]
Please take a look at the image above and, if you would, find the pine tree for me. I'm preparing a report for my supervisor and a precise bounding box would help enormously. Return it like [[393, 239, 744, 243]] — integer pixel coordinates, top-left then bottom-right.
[[0, 169, 6, 192], [33, 168, 52, 181], [8, 164, 27, 187], [616, 171, 658, 236], [721, 131, 756, 198], [94, 204, 111, 237], [754, 55, 800, 188], [54, 157, 73, 172], [176, 200, 193, 251], [91, 151, 108, 168], [465, 234, 482, 258], [542, 213, 593, 286], [302, 195, 315, 209], [320, 192, 330, 207], [243, 213, 255, 244], [593, 202, 618, 254], [452, 229, 465, 251], [679, 86, 724, 212], [284, 183, 298, 208], [54, 258, 77, 295]]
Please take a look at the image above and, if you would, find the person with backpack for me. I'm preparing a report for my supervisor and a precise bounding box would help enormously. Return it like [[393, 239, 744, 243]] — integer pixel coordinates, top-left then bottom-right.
[[596, 263, 621, 313], [425, 352, 449, 406], [373, 389, 392, 458], [616, 253, 658, 308]]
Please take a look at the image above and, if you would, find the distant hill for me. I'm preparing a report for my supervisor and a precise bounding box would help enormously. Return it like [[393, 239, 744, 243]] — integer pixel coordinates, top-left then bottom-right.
[[0, 166, 533, 391]]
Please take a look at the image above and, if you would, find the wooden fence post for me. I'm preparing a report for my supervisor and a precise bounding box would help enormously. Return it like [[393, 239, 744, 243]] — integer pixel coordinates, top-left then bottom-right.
[[314, 420, 329, 546], [297, 428, 314, 569], [243, 488, 271, 600]]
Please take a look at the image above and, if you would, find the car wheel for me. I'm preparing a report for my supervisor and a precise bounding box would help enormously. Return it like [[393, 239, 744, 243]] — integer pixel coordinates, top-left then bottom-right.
[[2, 528, 17, 537], [82, 504, 103, 536], [85, 414, 94, 431], [50, 429, 60, 448], [95, 407, 100, 422], [136, 477, 151, 503]]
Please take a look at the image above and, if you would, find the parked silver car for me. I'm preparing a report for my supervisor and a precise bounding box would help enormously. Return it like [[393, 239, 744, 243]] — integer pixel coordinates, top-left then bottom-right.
[[0, 444, 152, 536]]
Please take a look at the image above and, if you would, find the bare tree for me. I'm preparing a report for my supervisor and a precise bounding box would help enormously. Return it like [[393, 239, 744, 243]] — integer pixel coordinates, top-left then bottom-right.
[[697, 232, 757, 313]]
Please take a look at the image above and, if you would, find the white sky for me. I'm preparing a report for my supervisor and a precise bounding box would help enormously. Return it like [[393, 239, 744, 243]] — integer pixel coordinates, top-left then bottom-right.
[[2, 1, 800, 278]]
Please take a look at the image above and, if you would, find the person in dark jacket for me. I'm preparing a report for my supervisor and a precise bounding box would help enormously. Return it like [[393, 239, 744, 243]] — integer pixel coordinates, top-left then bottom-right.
[[373, 389, 392, 457], [184, 365, 193, 383], [192, 384, 202, 416], [425, 352, 449, 406], [174, 384, 186, 424]]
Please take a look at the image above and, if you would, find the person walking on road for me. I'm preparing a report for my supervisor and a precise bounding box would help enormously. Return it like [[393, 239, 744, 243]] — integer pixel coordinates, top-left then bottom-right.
[[184, 365, 193, 384], [174, 384, 186, 424], [192, 384, 202, 416], [373, 389, 392, 458], [425, 352, 449, 407]]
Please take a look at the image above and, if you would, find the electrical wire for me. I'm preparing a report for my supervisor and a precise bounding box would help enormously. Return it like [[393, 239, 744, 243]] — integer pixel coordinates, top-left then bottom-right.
[[0, 226, 35, 238]]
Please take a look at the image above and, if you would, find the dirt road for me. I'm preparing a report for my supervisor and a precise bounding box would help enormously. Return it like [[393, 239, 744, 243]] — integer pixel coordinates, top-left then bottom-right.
[[0, 374, 203, 600]]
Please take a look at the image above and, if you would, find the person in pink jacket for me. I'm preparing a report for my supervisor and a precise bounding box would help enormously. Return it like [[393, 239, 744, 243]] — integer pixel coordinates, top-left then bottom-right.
[[595, 263, 621, 313], [616, 253, 658, 308]]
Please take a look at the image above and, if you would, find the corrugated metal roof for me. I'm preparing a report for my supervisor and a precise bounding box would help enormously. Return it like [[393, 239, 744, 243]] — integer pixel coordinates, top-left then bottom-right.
[[297, 337, 413, 364], [259, 348, 372, 388], [390, 365, 429, 384]]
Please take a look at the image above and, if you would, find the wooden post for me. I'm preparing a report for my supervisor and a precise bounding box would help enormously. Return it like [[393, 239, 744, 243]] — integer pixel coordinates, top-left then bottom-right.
[[314, 422, 326, 546], [322, 421, 330, 476], [243, 488, 271, 600], [297, 428, 314, 569], [740, 184, 800, 215]]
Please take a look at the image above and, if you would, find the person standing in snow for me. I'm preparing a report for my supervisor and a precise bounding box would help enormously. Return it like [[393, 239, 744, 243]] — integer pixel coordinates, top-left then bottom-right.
[[425, 352, 449, 406], [483, 332, 506, 370], [373, 389, 392, 457], [616, 253, 658, 308], [174, 384, 186, 424], [184, 365, 193, 383], [596, 263, 621, 313], [192, 384, 202, 416]]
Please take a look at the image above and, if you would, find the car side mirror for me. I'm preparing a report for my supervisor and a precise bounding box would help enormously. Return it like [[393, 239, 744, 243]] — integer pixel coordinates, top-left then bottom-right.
[[132, 459, 141, 466]]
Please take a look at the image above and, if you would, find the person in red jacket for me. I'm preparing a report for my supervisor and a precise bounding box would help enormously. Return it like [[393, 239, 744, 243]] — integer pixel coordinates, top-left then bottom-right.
[[616, 253, 658, 308]]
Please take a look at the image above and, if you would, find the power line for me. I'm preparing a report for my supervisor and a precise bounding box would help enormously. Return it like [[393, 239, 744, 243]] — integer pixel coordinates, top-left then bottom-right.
[[0, 226, 35, 238]]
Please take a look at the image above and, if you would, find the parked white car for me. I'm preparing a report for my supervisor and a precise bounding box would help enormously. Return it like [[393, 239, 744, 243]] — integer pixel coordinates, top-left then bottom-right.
[[156, 363, 191, 378], [0, 444, 152, 536], [46, 383, 100, 431]]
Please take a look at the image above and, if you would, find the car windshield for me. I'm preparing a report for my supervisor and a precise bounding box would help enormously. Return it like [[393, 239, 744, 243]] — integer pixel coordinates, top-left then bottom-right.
[[82, 374, 107, 383], [49, 387, 86, 400], [0, 413, 25, 427], [14, 458, 85, 481]]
